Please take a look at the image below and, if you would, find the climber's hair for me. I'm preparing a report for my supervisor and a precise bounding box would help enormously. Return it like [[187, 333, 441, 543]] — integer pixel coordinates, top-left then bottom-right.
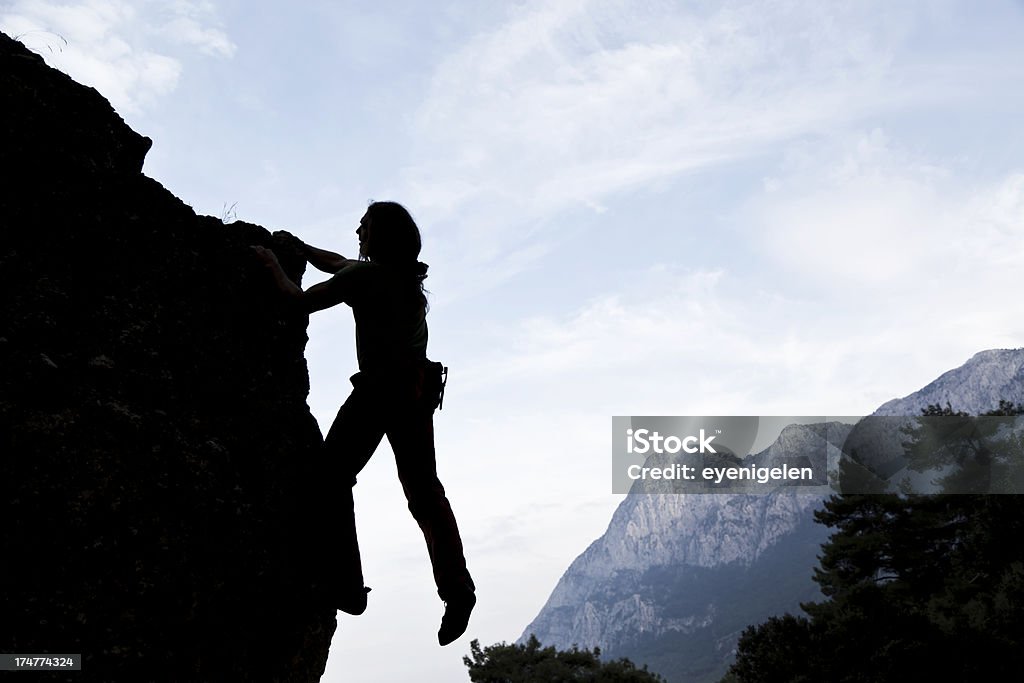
[[363, 200, 429, 308], [363, 201, 421, 264]]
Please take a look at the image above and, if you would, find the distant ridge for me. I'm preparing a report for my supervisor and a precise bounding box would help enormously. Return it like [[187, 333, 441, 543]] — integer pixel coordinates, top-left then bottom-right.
[[874, 348, 1024, 417]]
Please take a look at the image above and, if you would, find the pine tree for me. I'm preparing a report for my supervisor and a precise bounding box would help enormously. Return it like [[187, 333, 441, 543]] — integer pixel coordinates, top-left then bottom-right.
[[726, 401, 1024, 682], [464, 635, 666, 683]]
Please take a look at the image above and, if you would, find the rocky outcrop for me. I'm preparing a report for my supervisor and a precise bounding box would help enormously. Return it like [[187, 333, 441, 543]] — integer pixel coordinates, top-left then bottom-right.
[[1, 32, 339, 681]]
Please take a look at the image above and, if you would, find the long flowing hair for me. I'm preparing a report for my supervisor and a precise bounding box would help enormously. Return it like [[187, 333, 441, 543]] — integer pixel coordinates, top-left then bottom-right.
[[362, 201, 429, 309]]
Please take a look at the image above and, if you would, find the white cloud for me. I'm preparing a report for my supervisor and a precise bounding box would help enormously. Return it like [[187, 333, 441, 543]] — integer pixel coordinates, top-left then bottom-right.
[[0, 0, 234, 113], [964, 172, 1024, 267], [454, 266, 819, 415], [746, 130, 953, 287], [408, 1, 922, 209], [398, 0, 979, 290], [458, 131, 1024, 419], [161, 16, 234, 57], [744, 129, 1024, 303]]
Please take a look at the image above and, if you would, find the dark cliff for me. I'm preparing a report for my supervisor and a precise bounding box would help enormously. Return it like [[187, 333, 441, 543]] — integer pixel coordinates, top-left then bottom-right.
[[1, 32, 339, 681]]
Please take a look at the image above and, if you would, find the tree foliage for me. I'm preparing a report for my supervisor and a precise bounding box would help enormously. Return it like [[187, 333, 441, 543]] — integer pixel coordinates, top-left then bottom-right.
[[725, 402, 1024, 682], [464, 634, 665, 683]]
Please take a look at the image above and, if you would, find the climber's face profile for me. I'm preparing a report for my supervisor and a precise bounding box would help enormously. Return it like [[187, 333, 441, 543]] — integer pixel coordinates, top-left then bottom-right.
[[357, 213, 371, 258]]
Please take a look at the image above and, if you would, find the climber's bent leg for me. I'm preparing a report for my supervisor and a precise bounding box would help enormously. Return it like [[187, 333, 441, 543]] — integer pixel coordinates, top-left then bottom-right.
[[324, 373, 387, 486], [321, 373, 387, 612]]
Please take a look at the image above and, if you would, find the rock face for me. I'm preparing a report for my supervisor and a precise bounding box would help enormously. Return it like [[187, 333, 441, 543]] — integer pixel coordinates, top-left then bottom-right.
[[873, 349, 1024, 417], [1, 32, 339, 681], [522, 426, 847, 683], [522, 349, 1024, 683]]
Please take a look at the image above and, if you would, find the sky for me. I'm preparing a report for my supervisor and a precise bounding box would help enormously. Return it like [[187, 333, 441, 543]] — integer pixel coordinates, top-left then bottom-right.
[[4, 0, 1024, 680]]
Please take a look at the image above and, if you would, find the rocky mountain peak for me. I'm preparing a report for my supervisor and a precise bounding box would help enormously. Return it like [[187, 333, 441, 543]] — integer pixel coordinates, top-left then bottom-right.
[[874, 348, 1024, 416]]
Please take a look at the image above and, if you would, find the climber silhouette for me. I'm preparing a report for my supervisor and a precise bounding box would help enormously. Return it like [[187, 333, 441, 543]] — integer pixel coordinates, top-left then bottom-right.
[[251, 201, 476, 646]]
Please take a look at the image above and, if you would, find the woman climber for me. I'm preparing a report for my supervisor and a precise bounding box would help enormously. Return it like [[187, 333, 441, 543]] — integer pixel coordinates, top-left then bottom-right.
[[251, 201, 475, 646]]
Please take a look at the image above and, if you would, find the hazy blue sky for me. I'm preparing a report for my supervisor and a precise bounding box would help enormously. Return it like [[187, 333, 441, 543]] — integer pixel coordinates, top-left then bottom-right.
[[5, 1, 1024, 680]]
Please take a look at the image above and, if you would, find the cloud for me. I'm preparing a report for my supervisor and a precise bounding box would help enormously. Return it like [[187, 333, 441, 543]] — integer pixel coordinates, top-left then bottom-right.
[[161, 16, 234, 58], [407, 2, 918, 207], [453, 265, 813, 414], [455, 130, 1024, 419], [746, 129, 958, 287], [398, 0, 981, 290], [744, 129, 1024, 303], [0, 0, 235, 113]]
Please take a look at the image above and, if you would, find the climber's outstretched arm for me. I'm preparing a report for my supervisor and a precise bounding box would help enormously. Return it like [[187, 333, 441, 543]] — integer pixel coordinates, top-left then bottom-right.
[[251, 245, 357, 314], [301, 243, 357, 274], [272, 230, 355, 274]]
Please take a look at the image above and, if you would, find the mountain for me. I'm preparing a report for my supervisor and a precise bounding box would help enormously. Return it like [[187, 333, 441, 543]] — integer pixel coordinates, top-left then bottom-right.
[[841, 348, 1024, 491], [521, 349, 1024, 683], [1, 31, 342, 681], [873, 349, 1024, 417]]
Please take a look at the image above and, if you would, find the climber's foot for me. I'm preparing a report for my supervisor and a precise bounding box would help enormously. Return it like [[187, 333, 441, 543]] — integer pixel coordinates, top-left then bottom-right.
[[337, 585, 371, 616], [437, 592, 476, 646]]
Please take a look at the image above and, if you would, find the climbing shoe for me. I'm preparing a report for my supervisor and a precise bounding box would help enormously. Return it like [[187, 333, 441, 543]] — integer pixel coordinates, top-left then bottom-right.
[[437, 592, 476, 646]]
